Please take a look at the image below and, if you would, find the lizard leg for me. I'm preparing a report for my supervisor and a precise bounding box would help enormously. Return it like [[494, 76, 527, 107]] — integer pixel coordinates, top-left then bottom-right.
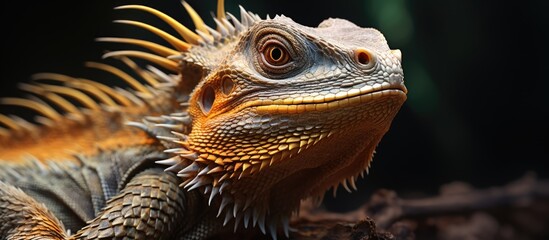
[[1, 168, 188, 240], [71, 168, 187, 239], [0, 180, 68, 239]]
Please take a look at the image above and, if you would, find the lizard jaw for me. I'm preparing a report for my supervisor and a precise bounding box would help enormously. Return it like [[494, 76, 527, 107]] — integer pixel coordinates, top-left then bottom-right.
[[255, 88, 406, 114], [245, 82, 407, 114]]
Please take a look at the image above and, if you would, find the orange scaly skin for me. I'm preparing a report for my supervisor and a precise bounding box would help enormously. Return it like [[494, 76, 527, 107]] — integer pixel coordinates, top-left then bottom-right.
[[0, 1, 406, 239], [0, 112, 154, 162]]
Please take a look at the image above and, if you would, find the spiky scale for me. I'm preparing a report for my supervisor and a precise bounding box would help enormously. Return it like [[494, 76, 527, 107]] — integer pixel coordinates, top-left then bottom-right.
[[258, 214, 266, 234], [208, 187, 219, 206], [223, 210, 232, 226], [115, 5, 200, 44], [226, 12, 244, 33], [269, 222, 278, 240]]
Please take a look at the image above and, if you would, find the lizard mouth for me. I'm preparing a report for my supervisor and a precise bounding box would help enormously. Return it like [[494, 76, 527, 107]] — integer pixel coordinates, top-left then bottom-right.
[[252, 83, 407, 114]]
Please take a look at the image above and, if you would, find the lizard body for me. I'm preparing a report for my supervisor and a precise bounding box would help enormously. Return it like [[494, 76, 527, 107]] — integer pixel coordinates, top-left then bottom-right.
[[0, 1, 406, 239]]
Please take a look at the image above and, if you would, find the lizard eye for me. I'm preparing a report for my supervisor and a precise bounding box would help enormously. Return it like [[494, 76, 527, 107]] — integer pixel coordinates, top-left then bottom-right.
[[252, 26, 307, 78], [262, 42, 291, 67]]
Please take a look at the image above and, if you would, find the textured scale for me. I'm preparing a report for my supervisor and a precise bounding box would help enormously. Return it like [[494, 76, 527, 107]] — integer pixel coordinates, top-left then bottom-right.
[[0, 1, 406, 239]]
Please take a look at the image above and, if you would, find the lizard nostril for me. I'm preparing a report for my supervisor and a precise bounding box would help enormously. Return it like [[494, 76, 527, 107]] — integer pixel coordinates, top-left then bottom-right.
[[354, 48, 376, 70], [356, 51, 370, 65]]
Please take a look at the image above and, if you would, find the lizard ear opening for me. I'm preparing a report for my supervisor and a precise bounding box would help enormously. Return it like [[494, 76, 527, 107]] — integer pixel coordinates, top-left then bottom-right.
[[221, 76, 235, 96], [199, 86, 216, 114]]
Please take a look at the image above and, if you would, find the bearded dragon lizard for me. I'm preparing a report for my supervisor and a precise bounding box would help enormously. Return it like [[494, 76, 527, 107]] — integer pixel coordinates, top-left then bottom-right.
[[0, 0, 407, 239]]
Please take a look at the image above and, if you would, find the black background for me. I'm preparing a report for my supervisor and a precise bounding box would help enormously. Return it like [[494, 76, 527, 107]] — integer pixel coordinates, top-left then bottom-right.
[[1, 0, 547, 211]]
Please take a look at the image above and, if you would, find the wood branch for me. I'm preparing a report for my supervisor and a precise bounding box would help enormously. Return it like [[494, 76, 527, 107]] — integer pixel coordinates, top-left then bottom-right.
[[287, 172, 549, 240], [366, 172, 549, 228]]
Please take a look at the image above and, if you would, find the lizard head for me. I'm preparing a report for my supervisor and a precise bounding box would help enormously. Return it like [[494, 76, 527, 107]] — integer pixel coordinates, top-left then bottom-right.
[[178, 15, 406, 235], [129, 2, 408, 237]]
